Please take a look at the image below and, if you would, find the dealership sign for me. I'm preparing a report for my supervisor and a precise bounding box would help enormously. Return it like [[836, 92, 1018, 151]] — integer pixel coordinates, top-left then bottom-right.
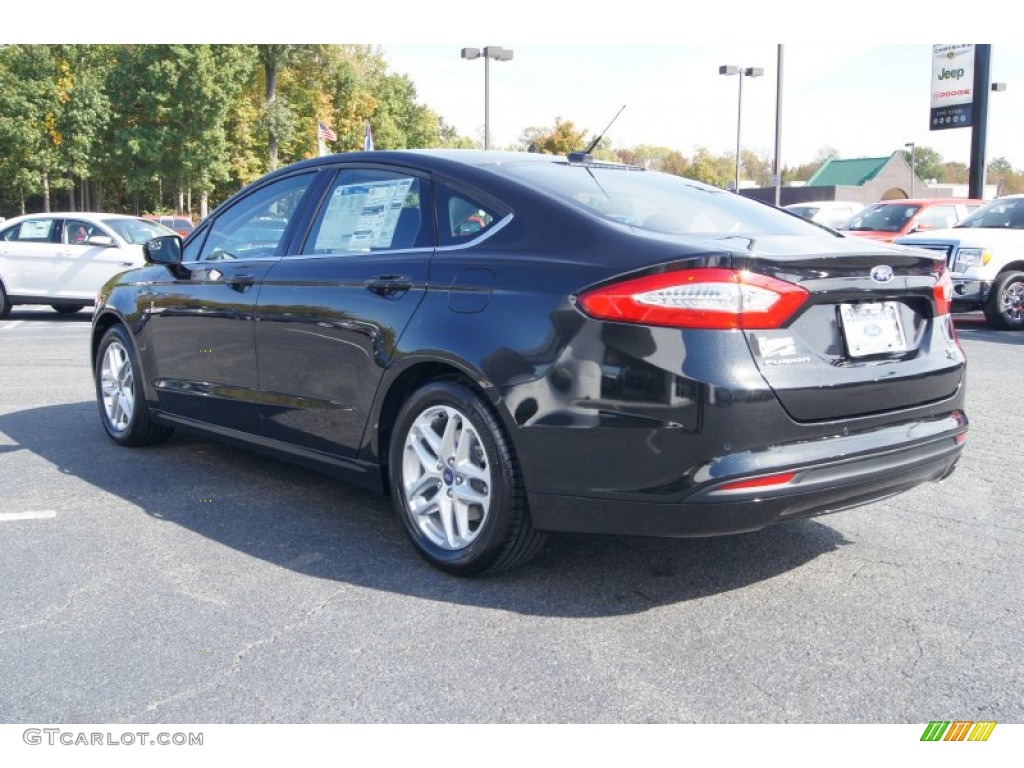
[[931, 44, 975, 130]]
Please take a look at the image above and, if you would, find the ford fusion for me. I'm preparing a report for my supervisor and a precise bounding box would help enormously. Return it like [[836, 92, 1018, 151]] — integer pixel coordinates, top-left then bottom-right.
[[90, 150, 967, 575]]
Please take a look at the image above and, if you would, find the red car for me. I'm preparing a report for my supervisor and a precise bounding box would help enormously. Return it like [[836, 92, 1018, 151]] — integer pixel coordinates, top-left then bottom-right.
[[143, 215, 195, 238], [840, 198, 983, 243]]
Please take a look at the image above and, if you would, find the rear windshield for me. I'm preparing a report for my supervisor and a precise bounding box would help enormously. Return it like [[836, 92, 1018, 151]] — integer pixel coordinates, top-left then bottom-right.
[[786, 205, 819, 218], [501, 162, 824, 236], [103, 217, 174, 244], [842, 203, 920, 233]]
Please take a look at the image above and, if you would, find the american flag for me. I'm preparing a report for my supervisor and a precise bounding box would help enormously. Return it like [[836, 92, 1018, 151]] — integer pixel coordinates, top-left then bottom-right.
[[317, 121, 337, 142]]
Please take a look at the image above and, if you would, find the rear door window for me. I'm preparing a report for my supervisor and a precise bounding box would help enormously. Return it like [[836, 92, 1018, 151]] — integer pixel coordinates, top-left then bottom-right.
[[303, 170, 433, 255], [7, 218, 58, 243]]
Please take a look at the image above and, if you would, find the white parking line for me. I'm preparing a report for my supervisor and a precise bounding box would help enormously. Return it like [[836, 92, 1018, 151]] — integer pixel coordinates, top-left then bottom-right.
[[0, 510, 57, 522], [1, 321, 24, 331]]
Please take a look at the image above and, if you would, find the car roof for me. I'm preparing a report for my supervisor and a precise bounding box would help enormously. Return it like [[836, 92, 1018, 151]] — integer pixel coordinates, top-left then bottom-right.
[[2, 212, 149, 223], [254, 149, 605, 185], [869, 198, 983, 205]]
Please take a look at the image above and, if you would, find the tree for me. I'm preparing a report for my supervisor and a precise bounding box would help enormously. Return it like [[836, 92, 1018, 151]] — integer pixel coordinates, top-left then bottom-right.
[[900, 145, 944, 183], [740, 148, 773, 187], [168, 45, 254, 218], [257, 44, 305, 170], [0, 45, 95, 212], [689, 147, 730, 187], [517, 118, 588, 155], [438, 118, 477, 149], [940, 161, 969, 184], [988, 157, 1024, 195]]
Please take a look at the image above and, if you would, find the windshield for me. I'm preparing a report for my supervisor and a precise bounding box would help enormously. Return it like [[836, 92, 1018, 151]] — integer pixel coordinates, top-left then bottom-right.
[[103, 217, 175, 244], [841, 203, 920, 233], [501, 161, 827, 237], [956, 197, 1024, 229], [785, 205, 819, 218]]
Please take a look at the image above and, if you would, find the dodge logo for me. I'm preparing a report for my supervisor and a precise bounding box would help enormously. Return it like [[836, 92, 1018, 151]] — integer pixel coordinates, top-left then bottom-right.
[[870, 265, 894, 284]]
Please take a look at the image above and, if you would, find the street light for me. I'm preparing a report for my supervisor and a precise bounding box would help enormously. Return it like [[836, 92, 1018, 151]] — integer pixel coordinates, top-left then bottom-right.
[[905, 142, 916, 197], [719, 65, 764, 193], [461, 46, 514, 150]]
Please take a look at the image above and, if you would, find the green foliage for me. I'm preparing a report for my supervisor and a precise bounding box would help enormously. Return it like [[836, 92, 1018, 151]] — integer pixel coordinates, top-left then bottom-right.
[[3, 48, 1023, 217], [988, 156, 1024, 195], [0, 44, 456, 217], [517, 118, 588, 155], [900, 145, 944, 183]]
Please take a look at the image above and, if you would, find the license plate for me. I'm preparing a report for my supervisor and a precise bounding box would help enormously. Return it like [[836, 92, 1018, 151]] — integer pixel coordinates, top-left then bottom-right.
[[839, 302, 907, 357]]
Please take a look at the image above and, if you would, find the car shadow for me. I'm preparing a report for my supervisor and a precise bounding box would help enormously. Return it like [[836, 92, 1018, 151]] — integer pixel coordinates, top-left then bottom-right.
[[0, 402, 851, 618], [952, 316, 1024, 345], [2, 308, 92, 322]]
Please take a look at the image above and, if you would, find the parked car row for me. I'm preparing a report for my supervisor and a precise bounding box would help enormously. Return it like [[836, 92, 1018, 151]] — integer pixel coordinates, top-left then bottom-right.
[[896, 194, 1024, 329], [784, 198, 983, 241], [786, 194, 1024, 330], [841, 198, 983, 243]]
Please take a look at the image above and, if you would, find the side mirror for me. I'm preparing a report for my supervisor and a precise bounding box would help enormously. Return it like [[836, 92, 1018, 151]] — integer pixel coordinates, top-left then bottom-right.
[[87, 235, 116, 247], [144, 235, 183, 265]]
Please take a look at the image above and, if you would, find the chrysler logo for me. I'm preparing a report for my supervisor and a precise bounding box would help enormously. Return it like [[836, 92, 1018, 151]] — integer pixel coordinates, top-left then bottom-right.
[[870, 265, 894, 284]]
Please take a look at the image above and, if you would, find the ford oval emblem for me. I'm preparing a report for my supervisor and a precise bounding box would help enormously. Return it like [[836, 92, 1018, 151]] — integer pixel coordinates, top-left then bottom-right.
[[871, 265, 894, 284]]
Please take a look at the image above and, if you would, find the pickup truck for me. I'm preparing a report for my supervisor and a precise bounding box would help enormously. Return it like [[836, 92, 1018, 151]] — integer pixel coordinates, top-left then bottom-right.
[[896, 194, 1024, 329]]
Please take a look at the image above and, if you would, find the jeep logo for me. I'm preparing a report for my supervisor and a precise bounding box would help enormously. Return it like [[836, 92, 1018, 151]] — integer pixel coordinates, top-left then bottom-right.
[[938, 67, 966, 81]]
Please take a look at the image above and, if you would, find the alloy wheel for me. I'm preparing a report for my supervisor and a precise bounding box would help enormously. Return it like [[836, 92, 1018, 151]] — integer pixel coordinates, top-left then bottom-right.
[[401, 404, 493, 550], [100, 340, 135, 433]]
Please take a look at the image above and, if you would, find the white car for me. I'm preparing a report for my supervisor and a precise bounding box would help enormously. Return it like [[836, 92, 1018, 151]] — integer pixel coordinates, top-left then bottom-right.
[[896, 194, 1024, 329], [0, 212, 174, 318], [783, 201, 864, 229]]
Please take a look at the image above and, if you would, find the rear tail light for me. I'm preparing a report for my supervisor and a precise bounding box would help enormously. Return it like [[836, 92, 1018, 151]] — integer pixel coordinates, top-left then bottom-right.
[[577, 268, 809, 330], [717, 472, 797, 491], [933, 263, 953, 316]]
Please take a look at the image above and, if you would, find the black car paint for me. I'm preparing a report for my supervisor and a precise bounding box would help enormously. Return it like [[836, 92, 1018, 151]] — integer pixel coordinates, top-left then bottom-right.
[[92, 150, 967, 544]]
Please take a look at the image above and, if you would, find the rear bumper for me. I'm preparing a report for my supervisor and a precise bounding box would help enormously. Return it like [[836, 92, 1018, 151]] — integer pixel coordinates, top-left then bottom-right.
[[527, 412, 966, 537]]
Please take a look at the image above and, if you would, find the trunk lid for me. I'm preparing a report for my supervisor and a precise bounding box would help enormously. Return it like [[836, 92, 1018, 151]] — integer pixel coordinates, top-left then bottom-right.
[[730, 240, 964, 422]]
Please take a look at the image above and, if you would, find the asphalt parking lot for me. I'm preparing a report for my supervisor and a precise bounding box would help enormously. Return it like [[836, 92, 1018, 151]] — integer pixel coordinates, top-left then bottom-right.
[[0, 307, 1021, 724]]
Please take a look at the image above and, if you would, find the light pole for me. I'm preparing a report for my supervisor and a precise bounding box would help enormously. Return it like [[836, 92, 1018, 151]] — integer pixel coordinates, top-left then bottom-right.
[[773, 46, 784, 206], [461, 46, 514, 150], [720, 65, 764, 193], [904, 141, 916, 197]]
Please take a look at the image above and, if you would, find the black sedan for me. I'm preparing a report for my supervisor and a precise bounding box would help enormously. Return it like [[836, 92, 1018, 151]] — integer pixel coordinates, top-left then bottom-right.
[[91, 150, 968, 576]]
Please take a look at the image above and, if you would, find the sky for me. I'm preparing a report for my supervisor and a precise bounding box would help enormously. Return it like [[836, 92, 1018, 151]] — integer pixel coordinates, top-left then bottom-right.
[[23, 2, 1024, 171], [378, 43, 1024, 170]]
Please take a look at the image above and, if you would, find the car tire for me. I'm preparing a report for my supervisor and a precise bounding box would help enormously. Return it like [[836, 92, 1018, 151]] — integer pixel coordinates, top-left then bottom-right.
[[95, 324, 174, 447], [0, 282, 11, 320], [983, 270, 1024, 330], [52, 304, 86, 315], [389, 379, 546, 576]]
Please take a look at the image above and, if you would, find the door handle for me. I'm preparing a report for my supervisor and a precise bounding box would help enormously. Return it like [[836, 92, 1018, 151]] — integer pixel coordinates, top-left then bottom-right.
[[365, 275, 413, 297], [225, 274, 256, 293]]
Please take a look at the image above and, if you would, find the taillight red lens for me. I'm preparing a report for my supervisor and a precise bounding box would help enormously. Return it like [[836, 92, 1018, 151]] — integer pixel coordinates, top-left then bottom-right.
[[717, 472, 797, 491], [577, 268, 809, 329], [933, 264, 953, 316]]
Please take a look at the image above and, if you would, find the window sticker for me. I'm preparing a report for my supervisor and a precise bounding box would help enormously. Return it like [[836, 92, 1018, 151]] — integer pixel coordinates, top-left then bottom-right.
[[315, 178, 415, 252], [21, 220, 53, 240]]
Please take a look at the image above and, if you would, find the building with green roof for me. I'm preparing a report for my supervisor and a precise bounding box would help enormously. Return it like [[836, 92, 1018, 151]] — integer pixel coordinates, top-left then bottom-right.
[[743, 152, 929, 207]]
